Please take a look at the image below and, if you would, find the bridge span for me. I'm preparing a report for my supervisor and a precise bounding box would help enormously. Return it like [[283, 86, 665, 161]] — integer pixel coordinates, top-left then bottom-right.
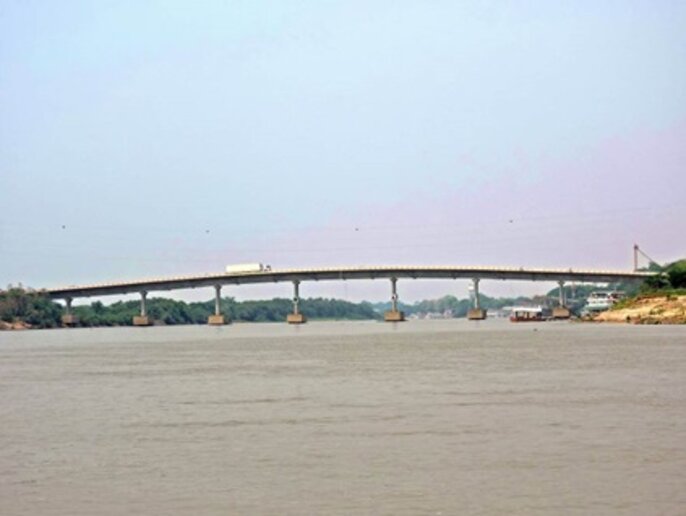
[[46, 265, 655, 326]]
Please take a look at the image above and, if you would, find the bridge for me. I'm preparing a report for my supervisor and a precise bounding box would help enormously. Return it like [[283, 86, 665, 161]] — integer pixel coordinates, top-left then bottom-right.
[[46, 265, 655, 326]]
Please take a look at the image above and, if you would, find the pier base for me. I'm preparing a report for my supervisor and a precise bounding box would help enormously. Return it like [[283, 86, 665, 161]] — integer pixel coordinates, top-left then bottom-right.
[[384, 310, 405, 322], [61, 314, 79, 326], [207, 315, 226, 325], [287, 313, 306, 324], [467, 309, 487, 320], [552, 307, 571, 319], [133, 316, 153, 326]]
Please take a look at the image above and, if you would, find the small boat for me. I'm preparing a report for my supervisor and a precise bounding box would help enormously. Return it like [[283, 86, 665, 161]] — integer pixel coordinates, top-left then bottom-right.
[[510, 306, 544, 322], [585, 291, 625, 312]]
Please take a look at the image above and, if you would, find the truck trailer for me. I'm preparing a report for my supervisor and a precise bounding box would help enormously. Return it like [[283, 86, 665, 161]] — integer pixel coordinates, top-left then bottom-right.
[[225, 263, 271, 274]]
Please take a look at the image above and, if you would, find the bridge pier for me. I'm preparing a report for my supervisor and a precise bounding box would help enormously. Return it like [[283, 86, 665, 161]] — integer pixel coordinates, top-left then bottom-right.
[[552, 280, 571, 319], [467, 278, 487, 320], [61, 297, 79, 326], [133, 291, 152, 326], [287, 280, 306, 324], [384, 277, 405, 322], [208, 285, 226, 325]]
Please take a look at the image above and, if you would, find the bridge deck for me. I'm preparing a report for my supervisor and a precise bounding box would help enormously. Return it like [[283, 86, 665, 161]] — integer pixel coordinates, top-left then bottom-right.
[[44, 265, 655, 299]]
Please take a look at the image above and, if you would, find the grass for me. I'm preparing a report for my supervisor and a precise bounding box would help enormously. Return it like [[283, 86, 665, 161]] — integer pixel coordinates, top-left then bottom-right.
[[611, 289, 686, 311]]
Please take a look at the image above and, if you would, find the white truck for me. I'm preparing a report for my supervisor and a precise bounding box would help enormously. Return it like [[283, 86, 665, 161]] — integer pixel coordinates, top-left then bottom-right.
[[225, 263, 271, 274]]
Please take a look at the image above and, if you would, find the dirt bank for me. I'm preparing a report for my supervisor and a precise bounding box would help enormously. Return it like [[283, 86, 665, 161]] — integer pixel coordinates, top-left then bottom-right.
[[594, 295, 686, 324], [0, 320, 32, 330]]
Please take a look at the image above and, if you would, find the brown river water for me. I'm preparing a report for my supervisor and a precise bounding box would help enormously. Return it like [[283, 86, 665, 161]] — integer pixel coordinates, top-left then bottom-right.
[[1, 319, 685, 515]]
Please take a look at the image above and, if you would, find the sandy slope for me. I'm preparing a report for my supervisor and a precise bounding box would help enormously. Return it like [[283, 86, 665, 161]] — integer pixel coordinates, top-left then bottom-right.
[[594, 295, 686, 324]]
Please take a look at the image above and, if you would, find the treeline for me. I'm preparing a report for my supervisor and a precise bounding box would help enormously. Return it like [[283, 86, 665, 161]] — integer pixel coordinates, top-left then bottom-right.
[[371, 294, 548, 318], [641, 259, 686, 292], [0, 288, 64, 328], [0, 289, 380, 328], [72, 297, 379, 326]]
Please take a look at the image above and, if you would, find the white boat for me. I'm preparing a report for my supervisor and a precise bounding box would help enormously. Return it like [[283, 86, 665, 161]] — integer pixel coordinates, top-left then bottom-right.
[[585, 291, 625, 312], [510, 306, 544, 322]]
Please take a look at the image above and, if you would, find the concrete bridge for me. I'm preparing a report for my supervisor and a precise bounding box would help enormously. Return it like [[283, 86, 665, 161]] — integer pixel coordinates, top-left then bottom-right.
[[46, 265, 655, 326]]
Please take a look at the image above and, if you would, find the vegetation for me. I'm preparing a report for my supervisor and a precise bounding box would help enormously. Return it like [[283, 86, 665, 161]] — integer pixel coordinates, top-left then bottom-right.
[[0, 289, 380, 328], [621, 259, 686, 296], [69, 296, 380, 326], [610, 288, 686, 311], [665, 260, 686, 289], [372, 293, 555, 317], [0, 288, 63, 328]]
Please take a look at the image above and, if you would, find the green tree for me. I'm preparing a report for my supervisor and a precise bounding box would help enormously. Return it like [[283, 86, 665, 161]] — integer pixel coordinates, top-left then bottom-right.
[[667, 260, 686, 289], [0, 288, 63, 328]]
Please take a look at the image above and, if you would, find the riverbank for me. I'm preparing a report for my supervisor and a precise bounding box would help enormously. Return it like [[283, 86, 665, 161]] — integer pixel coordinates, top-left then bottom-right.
[[0, 320, 32, 330], [594, 294, 686, 324]]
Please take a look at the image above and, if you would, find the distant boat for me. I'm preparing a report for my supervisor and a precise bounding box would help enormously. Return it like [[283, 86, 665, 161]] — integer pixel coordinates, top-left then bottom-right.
[[510, 306, 544, 322], [585, 291, 625, 312]]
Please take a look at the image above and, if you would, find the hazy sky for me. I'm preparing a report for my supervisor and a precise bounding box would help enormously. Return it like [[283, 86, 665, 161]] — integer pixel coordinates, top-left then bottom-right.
[[1, 1, 684, 302]]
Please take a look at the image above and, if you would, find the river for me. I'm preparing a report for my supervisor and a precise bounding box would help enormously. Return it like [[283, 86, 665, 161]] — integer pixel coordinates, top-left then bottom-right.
[[1, 319, 685, 515]]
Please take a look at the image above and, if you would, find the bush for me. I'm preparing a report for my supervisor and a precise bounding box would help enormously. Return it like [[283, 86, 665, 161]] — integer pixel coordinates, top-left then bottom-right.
[[667, 260, 686, 289], [0, 289, 63, 328]]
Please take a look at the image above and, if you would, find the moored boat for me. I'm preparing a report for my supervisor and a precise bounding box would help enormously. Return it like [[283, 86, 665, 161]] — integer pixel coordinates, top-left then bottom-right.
[[510, 306, 544, 322], [585, 291, 625, 312]]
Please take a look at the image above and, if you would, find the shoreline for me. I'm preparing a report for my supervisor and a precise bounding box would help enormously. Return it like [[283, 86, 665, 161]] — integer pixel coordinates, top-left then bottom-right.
[[593, 294, 686, 325]]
